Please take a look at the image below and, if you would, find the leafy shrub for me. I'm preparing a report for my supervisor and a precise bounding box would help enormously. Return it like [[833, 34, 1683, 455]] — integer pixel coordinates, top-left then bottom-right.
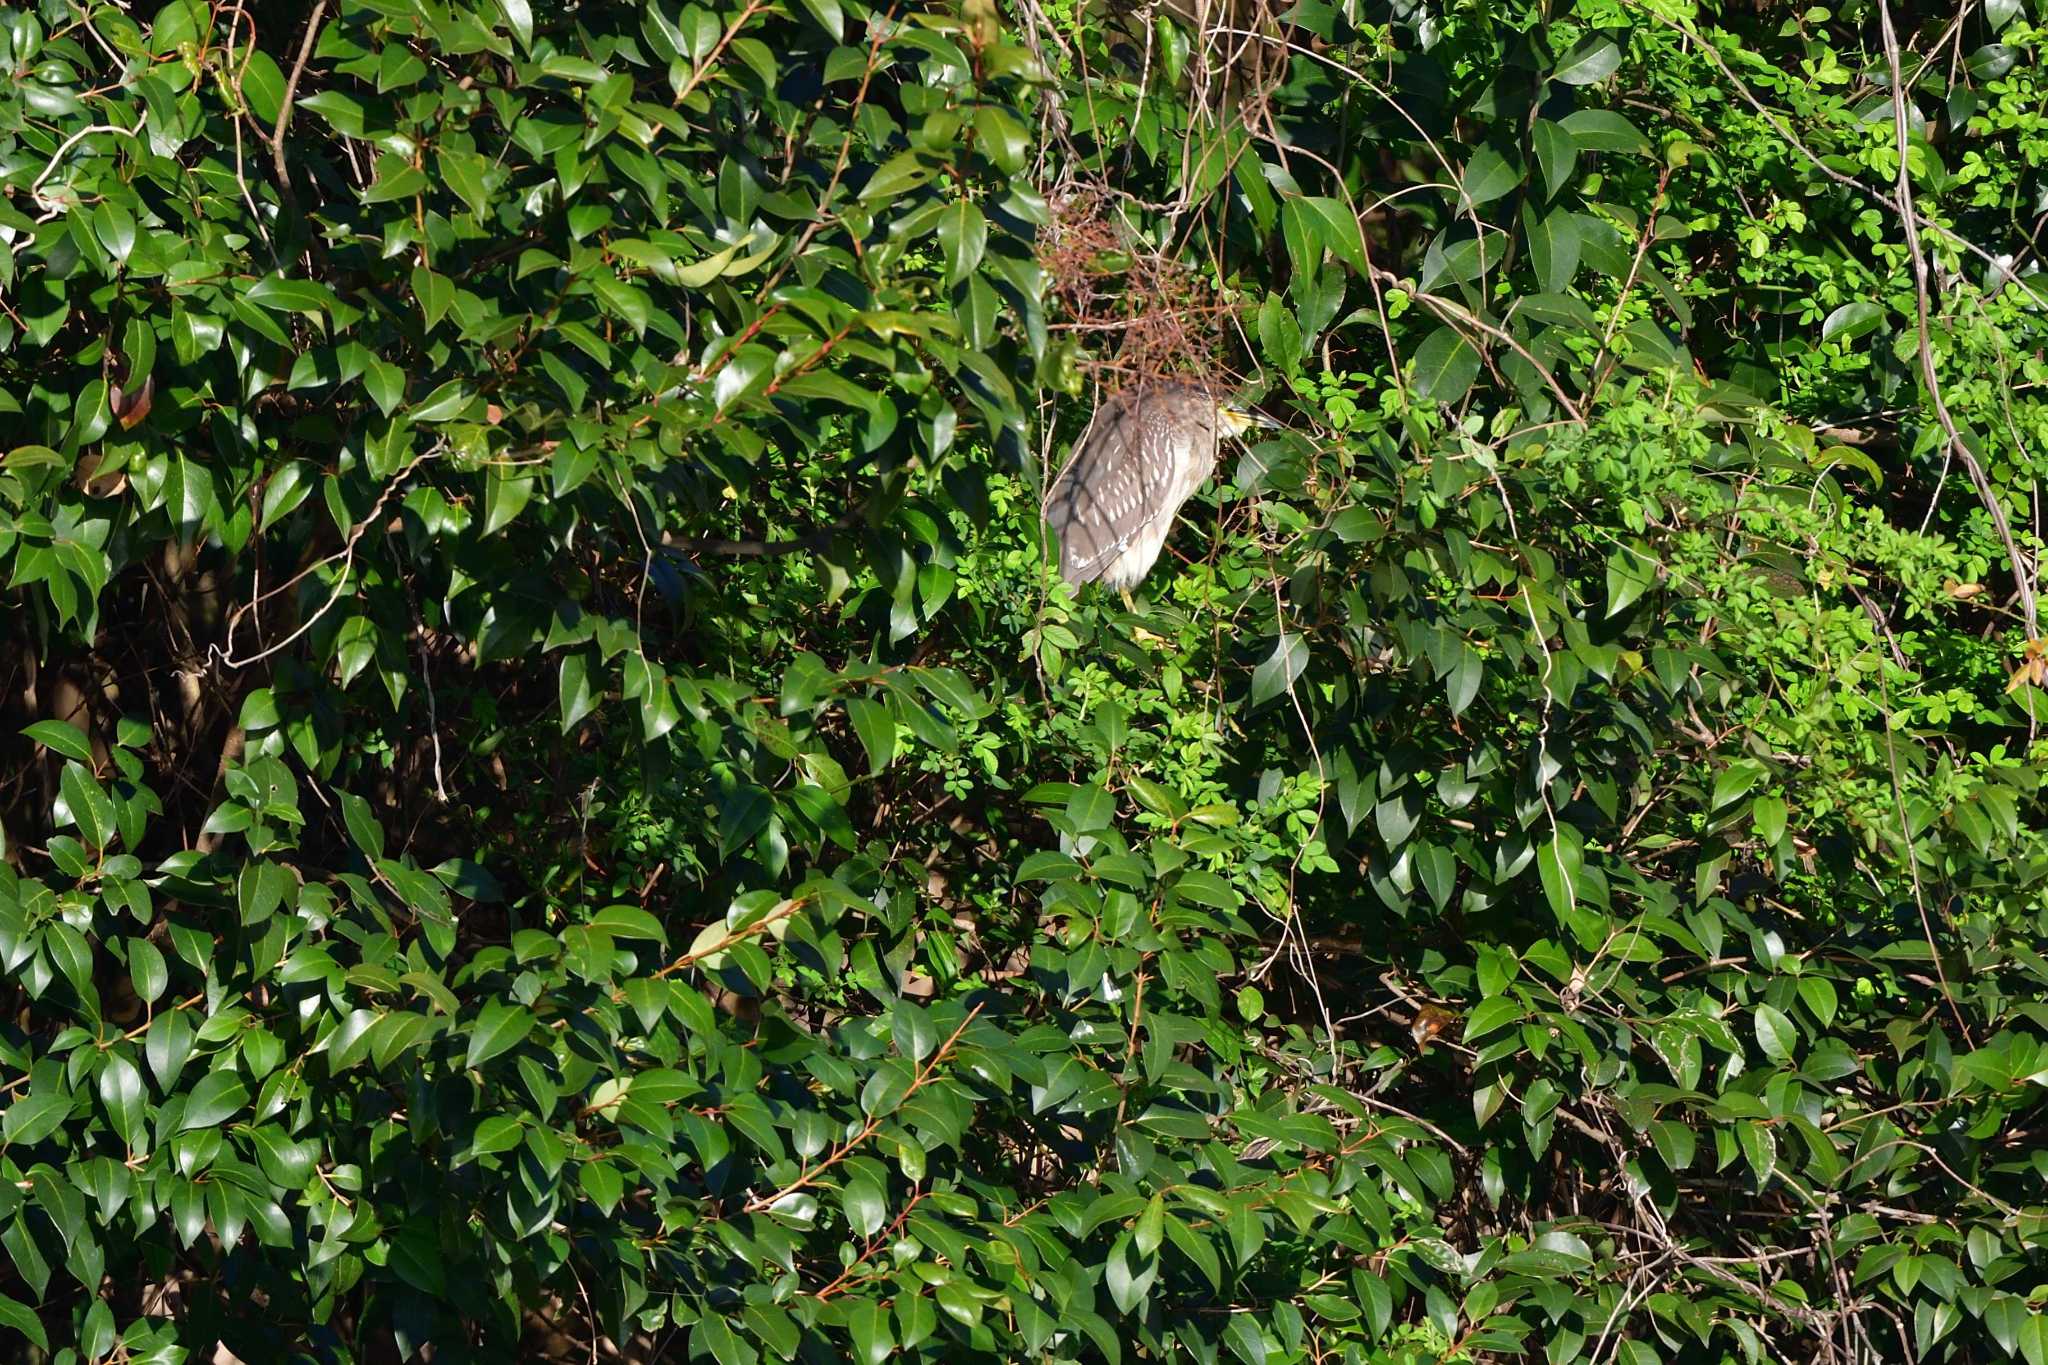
[[2, 0, 2047, 1362]]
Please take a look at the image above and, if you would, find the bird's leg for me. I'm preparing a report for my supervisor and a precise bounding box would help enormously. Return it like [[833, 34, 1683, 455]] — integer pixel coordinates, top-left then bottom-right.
[[1119, 587, 1137, 615]]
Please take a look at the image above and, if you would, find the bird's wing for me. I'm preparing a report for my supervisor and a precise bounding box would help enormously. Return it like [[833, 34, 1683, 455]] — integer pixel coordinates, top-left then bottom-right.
[[1043, 395, 1155, 584]]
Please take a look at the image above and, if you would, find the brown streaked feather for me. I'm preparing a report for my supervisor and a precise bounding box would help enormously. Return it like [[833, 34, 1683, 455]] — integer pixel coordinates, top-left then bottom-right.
[[1043, 383, 1220, 586]]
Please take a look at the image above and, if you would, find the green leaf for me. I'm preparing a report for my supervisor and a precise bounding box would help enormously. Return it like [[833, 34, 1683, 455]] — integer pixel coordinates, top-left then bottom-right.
[[3, 1089, 71, 1146], [1524, 206, 1582, 296], [818, 1301, 882, 1365], [388, 1221, 448, 1297], [363, 360, 405, 416], [410, 380, 472, 424], [58, 763, 115, 849], [1223, 1314, 1269, 1365], [1537, 826, 1584, 922], [98, 1052, 146, 1147], [1552, 37, 1621, 85], [1797, 975, 1838, 1028], [0, 1295, 46, 1352], [589, 905, 665, 942], [694, 1314, 758, 1365], [1463, 995, 1523, 1043], [714, 348, 771, 412], [1754, 1004, 1797, 1064], [1821, 300, 1885, 344], [239, 46, 287, 122], [1985, 1298, 2024, 1357], [1134, 1194, 1165, 1256], [337, 789, 387, 860], [1604, 542, 1656, 616], [129, 941, 168, 1004], [1457, 146, 1522, 208], [939, 200, 988, 283], [246, 275, 334, 316], [1104, 1233, 1155, 1314], [842, 1176, 887, 1237], [1412, 326, 1481, 404], [470, 1115, 525, 1156], [1737, 1121, 1777, 1189], [499, 0, 535, 49], [482, 469, 533, 536], [465, 1002, 534, 1070], [1752, 794, 1788, 846], [560, 653, 597, 732], [1561, 109, 1651, 155], [23, 720, 93, 764], [1531, 118, 1579, 200], [413, 266, 455, 332], [179, 1070, 250, 1131], [795, 0, 844, 40], [1250, 634, 1308, 706], [1712, 761, 1762, 810], [846, 697, 896, 776]]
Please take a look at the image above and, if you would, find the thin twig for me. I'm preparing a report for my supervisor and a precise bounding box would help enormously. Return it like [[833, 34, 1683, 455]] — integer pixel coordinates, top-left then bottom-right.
[[269, 1, 330, 203], [743, 1004, 983, 1213], [1876, 0, 2039, 645]]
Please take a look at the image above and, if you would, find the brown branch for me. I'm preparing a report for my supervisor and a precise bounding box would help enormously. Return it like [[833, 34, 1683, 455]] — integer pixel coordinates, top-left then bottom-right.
[[672, 0, 769, 110], [269, 1, 330, 205], [743, 1003, 983, 1214], [663, 509, 861, 560], [641, 897, 807, 987], [1877, 0, 2039, 646]]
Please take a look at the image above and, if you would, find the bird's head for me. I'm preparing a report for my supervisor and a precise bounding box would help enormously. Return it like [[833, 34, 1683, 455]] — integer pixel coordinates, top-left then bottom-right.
[[1217, 402, 1283, 437]]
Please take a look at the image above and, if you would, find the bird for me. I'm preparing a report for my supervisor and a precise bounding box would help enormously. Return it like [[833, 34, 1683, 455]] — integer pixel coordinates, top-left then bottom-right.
[[1041, 380, 1278, 599]]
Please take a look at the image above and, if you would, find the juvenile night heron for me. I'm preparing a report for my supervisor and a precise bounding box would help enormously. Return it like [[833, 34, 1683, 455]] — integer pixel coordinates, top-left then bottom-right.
[[1042, 381, 1278, 595]]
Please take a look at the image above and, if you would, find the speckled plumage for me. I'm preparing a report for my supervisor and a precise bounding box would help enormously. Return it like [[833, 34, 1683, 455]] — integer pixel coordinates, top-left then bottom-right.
[[1042, 383, 1233, 592]]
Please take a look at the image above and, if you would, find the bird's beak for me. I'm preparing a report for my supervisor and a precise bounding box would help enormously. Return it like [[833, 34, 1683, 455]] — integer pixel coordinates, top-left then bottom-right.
[[1222, 406, 1284, 435]]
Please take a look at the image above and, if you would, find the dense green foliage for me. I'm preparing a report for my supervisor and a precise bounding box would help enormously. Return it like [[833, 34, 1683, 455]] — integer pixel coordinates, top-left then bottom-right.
[[4, 0, 2048, 1360]]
